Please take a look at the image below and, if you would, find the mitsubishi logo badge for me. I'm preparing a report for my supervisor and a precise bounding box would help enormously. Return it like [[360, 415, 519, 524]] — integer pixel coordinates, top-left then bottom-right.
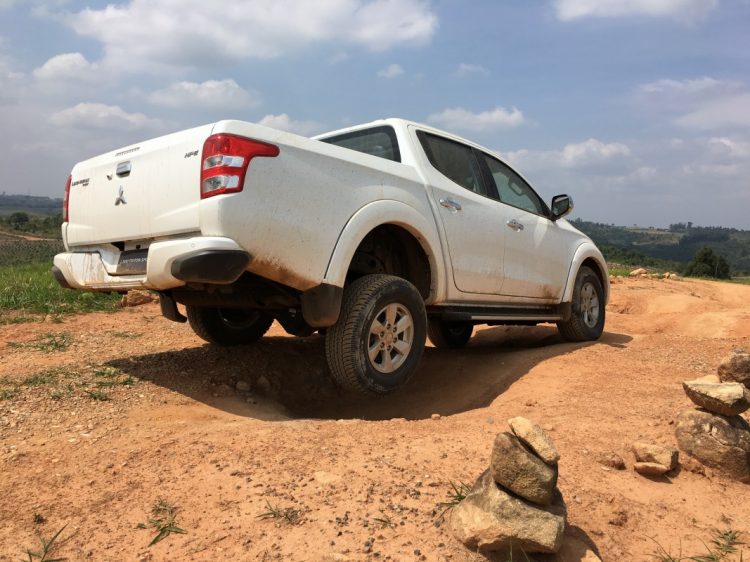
[[115, 185, 127, 206]]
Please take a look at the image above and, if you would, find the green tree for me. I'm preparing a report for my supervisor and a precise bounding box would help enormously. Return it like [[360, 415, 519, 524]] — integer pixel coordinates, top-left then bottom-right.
[[8, 211, 29, 228], [684, 247, 731, 279]]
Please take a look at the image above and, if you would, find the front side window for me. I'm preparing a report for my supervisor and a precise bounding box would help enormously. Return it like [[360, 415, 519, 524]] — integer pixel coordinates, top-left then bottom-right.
[[483, 155, 546, 215], [418, 132, 486, 196], [319, 126, 401, 163]]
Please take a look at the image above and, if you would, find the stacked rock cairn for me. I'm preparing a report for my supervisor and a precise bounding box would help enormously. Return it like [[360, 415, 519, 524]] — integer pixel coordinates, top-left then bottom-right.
[[676, 351, 750, 483], [450, 417, 566, 555]]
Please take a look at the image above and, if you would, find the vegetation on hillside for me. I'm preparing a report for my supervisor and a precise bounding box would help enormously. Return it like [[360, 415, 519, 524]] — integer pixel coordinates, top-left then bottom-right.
[[571, 219, 750, 275], [0, 193, 63, 216], [683, 247, 731, 279]]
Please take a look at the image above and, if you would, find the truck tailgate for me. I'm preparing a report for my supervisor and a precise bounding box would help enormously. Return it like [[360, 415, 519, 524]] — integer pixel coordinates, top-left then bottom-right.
[[65, 123, 214, 246]]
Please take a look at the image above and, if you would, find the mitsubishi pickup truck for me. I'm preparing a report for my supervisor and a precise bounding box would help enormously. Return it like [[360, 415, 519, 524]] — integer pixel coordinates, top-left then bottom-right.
[[53, 118, 608, 395]]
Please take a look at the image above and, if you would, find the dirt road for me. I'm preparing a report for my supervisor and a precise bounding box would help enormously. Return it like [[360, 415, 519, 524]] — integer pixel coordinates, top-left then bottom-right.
[[1, 277, 748, 561]]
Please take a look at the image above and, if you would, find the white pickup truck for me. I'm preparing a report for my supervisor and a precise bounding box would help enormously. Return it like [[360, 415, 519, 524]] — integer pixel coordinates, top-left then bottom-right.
[[53, 118, 608, 394]]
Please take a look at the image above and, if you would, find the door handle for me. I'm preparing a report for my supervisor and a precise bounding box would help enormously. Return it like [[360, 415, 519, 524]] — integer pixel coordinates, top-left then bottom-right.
[[506, 219, 524, 231], [439, 198, 462, 212]]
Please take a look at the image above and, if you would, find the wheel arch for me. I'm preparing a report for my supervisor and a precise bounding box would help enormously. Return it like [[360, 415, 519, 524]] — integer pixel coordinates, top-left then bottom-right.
[[562, 242, 610, 304], [323, 200, 446, 303]]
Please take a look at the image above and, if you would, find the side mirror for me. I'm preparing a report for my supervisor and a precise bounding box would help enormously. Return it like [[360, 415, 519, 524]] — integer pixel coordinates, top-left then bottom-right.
[[550, 194, 573, 221]]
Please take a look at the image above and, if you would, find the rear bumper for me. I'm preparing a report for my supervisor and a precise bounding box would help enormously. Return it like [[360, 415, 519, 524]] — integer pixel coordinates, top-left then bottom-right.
[[52, 236, 250, 291]]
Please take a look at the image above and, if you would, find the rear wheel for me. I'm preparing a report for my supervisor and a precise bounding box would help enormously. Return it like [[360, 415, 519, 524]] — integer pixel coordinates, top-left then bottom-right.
[[187, 306, 273, 345], [557, 266, 605, 341], [325, 274, 426, 395], [427, 318, 473, 348]]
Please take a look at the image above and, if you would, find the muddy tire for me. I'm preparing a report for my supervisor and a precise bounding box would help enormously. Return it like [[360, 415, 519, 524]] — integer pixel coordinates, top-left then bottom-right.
[[427, 318, 473, 349], [187, 306, 273, 346], [557, 266, 605, 342], [325, 274, 426, 395]]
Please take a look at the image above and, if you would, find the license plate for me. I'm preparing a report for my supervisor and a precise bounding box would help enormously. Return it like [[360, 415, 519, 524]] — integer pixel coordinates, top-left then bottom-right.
[[115, 249, 148, 275]]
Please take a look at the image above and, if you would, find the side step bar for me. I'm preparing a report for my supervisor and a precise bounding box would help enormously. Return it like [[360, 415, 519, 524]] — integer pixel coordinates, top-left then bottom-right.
[[428, 303, 571, 324]]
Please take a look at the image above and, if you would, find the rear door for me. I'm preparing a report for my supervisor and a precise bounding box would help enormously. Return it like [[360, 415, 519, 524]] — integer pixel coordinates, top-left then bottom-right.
[[415, 130, 507, 295]]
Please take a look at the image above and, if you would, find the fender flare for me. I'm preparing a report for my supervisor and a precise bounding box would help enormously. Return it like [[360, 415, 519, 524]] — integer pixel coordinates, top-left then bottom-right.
[[323, 199, 446, 303], [562, 242, 610, 304]]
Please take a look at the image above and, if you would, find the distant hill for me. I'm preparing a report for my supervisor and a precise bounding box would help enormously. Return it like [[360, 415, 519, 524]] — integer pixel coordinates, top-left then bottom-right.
[[0, 194, 63, 216], [571, 219, 750, 275]]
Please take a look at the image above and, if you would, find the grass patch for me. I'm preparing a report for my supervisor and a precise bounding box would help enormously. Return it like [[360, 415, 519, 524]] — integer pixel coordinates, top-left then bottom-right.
[[437, 481, 472, 518], [649, 529, 745, 561], [0, 387, 19, 400], [23, 370, 59, 386], [257, 501, 300, 524], [373, 512, 395, 529], [85, 389, 111, 401], [8, 332, 72, 353], [0, 262, 121, 322], [21, 524, 67, 562], [144, 498, 186, 547]]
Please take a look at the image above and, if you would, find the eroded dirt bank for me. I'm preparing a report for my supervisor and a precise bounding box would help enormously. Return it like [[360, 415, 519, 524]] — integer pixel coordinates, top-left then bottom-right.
[[1, 277, 749, 561]]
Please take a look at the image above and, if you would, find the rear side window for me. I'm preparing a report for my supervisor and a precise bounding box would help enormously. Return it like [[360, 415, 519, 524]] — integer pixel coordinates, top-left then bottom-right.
[[417, 131, 487, 196], [320, 126, 401, 163]]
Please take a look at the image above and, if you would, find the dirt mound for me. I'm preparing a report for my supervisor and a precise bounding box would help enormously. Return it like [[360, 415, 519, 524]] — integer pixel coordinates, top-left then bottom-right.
[[1, 277, 749, 560]]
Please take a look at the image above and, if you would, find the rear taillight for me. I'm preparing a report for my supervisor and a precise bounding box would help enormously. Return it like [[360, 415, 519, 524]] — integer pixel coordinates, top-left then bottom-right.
[[63, 175, 71, 222], [200, 134, 279, 199]]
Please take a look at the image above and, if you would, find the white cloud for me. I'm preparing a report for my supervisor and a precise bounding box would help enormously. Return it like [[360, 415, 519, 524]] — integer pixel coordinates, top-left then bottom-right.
[[455, 63, 489, 77], [66, 0, 437, 70], [148, 79, 260, 110], [0, 0, 16, 8], [427, 106, 524, 132], [33, 52, 96, 80], [675, 93, 750, 130], [505, 138, 632, 172], [554, 0, 717, 22], [635, 77, 750, 131], [257, 113, 323, 136], [560, 138, 631, 167], [377, 63, 404, 79], [50, 102, 162, 131]]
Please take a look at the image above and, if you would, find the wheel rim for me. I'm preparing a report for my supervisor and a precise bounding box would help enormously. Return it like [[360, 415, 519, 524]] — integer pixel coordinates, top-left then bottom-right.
[[218, 309, 261, 330], [368, 303, 414, 374], [580, 282, 600, 328]]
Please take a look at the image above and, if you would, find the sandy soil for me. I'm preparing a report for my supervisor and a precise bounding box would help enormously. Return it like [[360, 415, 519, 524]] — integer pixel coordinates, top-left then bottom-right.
[[1, 276, 748, 561]]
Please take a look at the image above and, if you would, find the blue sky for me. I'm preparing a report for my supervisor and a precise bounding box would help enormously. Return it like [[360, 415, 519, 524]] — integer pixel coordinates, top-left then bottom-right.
[[0, 0, 748, 228]]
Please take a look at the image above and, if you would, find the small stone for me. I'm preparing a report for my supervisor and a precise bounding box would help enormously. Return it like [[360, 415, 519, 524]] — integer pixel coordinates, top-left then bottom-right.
[[490, 433, 558, 506], [718, 352, 750, 388], [683, 379, 750, 416], [598, 452, 626, 470], [632, 442, 678, 472], [236, 380, 251, 392], [634, 462, 671, 476], [629, 268, 647, 276], [508, 417, 560, 465], [120, 290, 157, 307], [431, 413, 441, 420]]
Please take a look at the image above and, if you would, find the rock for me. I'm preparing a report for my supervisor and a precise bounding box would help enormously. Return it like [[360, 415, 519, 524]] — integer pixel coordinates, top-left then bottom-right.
[[718, 352, 750, 389], [490, 433, 558, 505], [634, 462, 671, 476], [598, 452, 626, 470], [450, 470, 565, 554], [508, 417, 560, 465], [632, 441, 678, 473], [629, 268, 647, 276], [553, 536, 602, 562], [120, 290, 157, 307], [235, 380, 251, 392], [675, 409, 750, 482], [431, 413, 441, 420], [683, 379, 750, 416]]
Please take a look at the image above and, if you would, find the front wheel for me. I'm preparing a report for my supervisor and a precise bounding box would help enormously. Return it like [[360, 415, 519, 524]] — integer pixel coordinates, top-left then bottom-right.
[[325, 274, 427, 395], [557, 266, 605, 342], [187, 306, 273, 345]]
